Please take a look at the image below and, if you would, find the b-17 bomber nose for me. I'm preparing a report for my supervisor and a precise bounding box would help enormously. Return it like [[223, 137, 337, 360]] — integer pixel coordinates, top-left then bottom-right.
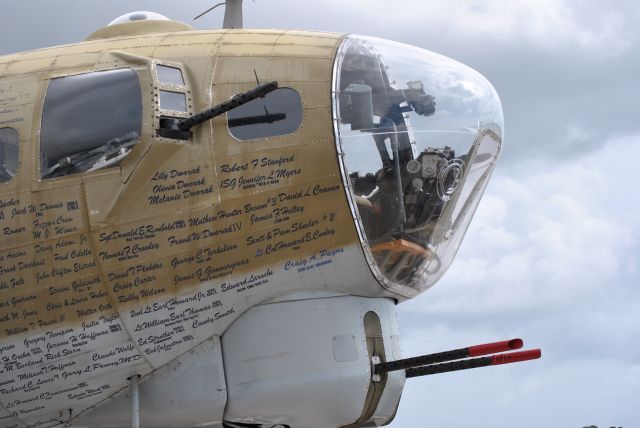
[[0, 20, 512, 427]]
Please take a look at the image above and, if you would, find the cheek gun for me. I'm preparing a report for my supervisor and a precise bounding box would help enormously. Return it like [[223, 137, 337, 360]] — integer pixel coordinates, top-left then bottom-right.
[[374, 338, 541, 378], [158, 80, 279, 140]]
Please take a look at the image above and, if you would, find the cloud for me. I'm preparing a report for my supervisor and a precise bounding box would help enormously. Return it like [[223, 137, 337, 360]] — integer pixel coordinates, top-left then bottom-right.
[[248, 0, 639, 55], [453, 0, 639, 55]]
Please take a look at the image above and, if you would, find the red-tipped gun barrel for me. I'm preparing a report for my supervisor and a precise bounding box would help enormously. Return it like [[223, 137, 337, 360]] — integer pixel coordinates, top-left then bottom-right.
[[491, 349, 541, 365], [404, 349, 542, 378], [375, 338, 524, 374], [469, 338, 523, 357]]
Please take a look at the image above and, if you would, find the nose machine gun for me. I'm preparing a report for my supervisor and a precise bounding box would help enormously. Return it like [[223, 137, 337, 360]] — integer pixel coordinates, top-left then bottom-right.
[[373, 338, 541, 380]]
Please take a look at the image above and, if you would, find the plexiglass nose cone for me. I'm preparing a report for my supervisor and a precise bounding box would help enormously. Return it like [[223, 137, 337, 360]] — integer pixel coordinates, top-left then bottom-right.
[[333, 35, 503, 297]]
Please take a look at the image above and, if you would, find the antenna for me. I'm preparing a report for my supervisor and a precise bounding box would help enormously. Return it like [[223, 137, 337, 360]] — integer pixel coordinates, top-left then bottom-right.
[[194, 0, 244, 29]]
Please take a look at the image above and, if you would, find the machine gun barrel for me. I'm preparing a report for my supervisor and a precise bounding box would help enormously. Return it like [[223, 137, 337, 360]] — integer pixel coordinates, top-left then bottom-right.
[[405, 349, 541, 378], [178, 81, 278, 130], [375, 338, 523, 374]]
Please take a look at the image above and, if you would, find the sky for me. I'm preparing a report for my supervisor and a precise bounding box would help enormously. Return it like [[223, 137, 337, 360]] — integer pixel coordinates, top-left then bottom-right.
[[1, 1, 639, 427]]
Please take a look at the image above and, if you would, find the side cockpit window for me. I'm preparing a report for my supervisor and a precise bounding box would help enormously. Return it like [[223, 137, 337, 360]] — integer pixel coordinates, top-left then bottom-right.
[[40, 68, 142, 179], [0, 128, 18, 183], [157, 65, 188, 114], [227, 88, 302, 140]]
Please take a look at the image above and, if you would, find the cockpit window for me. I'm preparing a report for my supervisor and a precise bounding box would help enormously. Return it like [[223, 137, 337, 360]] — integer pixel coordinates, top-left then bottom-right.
[[40, 68, 142, 179], [227, 88, 303, 140], [333, 36, 503, 296], [0, 127, 18, 183]]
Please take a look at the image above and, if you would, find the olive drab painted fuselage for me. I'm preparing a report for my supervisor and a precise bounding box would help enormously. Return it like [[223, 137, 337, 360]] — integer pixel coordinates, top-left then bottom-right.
[[0, 25, 384, 427]]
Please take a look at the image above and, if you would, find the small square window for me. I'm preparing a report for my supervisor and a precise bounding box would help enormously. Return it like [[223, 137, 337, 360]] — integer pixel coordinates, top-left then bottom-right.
[[160, 90, 187, 112], [157, 65, 185, 86]]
